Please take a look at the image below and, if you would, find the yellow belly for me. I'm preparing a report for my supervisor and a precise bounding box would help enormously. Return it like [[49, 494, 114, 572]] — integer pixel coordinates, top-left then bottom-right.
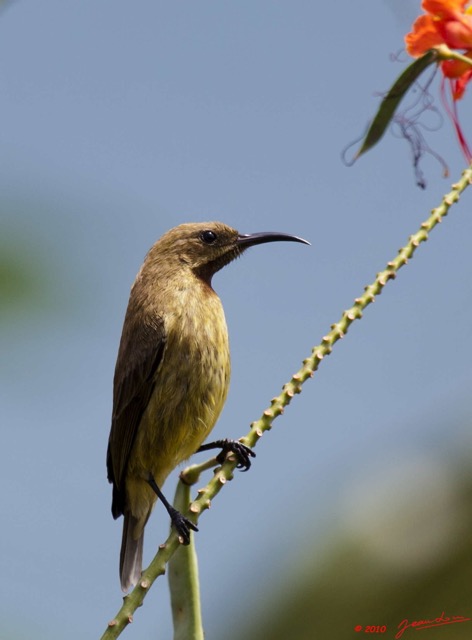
[[125, 285, 230, 521]]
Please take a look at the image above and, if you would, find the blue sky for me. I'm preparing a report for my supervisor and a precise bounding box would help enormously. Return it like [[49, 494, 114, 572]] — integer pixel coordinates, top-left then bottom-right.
[[2, 1, 472, 638]]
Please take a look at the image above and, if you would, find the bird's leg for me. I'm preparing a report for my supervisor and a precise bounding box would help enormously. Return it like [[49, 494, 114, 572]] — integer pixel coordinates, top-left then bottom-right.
[[147, 473, 198, 545], [197, 439, 255, 471]]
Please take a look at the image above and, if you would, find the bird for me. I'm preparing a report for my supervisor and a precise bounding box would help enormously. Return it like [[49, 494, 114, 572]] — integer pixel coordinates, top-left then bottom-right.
[[107, 221, 309, 591]]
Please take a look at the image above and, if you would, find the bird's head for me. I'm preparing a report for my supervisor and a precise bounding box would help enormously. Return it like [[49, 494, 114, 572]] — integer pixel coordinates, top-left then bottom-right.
[[145, 221, 309, 285]]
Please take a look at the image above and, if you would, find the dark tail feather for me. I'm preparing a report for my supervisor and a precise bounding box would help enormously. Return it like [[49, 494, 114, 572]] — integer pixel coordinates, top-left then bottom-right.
[[120, 513, 144, 592]]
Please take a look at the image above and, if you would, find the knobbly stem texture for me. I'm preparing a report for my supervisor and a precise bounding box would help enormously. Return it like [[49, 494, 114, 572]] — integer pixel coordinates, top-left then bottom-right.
[[241, 167, 472, 449], [101, 166, 472, 639]]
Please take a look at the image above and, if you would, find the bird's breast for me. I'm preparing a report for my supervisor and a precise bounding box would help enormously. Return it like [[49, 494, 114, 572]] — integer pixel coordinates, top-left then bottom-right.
[[132, 283, 231, 481]]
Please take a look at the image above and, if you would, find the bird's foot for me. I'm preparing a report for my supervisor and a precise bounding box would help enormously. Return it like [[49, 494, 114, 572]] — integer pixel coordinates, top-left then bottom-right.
[[198, 438, 255, 471], [147, 473, 198, 545], [217, 439, 255, 470], [169, 505, 198, 545]]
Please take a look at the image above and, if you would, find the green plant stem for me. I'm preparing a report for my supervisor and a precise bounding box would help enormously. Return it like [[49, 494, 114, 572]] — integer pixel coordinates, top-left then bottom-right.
[[168, 481, 204, 640], [436, 44, 472, 67], [100, 166, 472, 639]]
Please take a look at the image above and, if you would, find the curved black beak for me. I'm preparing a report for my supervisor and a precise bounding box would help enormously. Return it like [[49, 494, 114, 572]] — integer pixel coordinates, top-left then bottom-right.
[[236, 231, 310, 248]]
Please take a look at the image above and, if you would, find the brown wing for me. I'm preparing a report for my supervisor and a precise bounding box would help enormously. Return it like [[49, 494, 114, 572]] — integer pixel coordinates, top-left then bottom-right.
[[107, 313, 166, 519]]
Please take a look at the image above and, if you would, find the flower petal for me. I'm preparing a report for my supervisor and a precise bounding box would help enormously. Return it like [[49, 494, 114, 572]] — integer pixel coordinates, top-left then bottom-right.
[[405, 14, 443, 56], [452, 68, 472, 97], [441, 52, 472, 77], [423, 0, 469, 19], [435, 12, 472, 47]]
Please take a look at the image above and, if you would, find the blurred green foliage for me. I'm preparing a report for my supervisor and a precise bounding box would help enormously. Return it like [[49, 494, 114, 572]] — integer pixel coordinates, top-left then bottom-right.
[[0, 243, 52, 325], [1, 252, 40, 312], [226, 469, 472, 640]]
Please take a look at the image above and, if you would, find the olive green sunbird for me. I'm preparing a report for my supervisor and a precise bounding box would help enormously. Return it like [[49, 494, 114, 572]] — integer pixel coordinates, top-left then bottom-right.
[[107, 221, 309, 591]]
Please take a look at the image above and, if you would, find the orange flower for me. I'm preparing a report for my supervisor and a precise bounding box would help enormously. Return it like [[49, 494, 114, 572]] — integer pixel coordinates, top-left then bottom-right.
[[406, 0, 472, 98]]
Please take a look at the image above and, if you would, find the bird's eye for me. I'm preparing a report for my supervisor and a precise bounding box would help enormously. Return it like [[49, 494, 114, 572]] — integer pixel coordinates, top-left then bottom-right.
[[200, 230, 217, 244]]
